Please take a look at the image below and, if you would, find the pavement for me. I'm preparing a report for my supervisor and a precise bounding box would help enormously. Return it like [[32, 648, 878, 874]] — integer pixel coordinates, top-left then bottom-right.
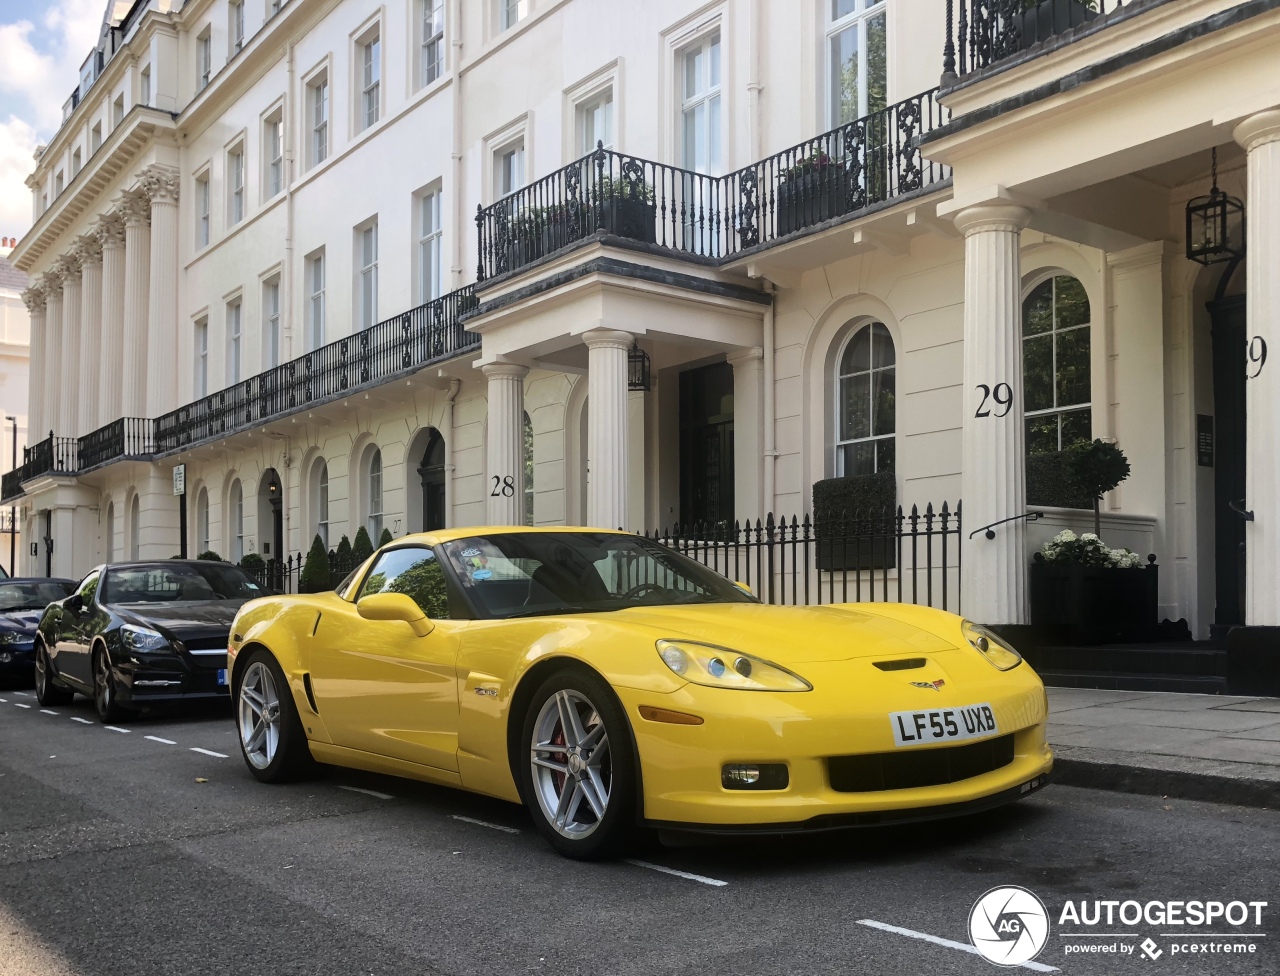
[[1048, 688, 1280, 809]]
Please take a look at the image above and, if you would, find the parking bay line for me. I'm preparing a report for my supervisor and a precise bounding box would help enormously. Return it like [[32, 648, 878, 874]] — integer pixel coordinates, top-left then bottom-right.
[[624, 859, 728, 887], [336, 785, 395, 800], [190, 747, 228, 758], [13, 703, 31, 709], [39, 709, 58, 715], [70, 717, 94, 725], [451, 814, 520, 834], [145, 735, 176, 745], [856, 919, 1060, 974], [103, 726, 131, 733]]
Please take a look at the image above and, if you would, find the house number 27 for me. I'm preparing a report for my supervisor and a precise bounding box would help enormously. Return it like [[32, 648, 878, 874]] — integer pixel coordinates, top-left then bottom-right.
[[975, 383, 1014, 418]]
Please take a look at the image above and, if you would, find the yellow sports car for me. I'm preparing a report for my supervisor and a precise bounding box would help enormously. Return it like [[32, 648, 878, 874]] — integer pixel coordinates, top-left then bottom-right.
[[227, 527, 1053, 859]]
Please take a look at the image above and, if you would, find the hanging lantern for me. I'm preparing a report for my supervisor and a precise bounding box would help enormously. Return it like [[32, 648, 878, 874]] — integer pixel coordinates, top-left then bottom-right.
[[1185, 147, 1245, 265], [627, 343, 651, 392]]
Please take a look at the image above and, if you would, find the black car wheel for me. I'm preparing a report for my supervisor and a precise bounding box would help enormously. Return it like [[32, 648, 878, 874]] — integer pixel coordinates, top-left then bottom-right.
[[93, 646, 130, 723], [34, 641, 73, 707], [235, 649, 315, 783], [517, 667, 638, 860]]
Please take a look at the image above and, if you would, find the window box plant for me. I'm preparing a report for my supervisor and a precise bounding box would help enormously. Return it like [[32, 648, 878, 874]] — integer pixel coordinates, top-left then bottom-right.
[[812, 470, 897, 572], [590, 175, 657, 244], [1019, 0, 1098, 50], [1030, 531, 1158, 644], [776, 152, 854, 236]]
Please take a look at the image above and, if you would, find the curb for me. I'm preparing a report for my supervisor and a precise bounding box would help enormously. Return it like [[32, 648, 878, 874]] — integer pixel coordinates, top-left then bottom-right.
[[1051, 745, 1280, 810]]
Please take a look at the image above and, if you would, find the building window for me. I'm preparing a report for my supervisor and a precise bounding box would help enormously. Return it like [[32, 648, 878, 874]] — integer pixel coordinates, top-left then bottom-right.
[[418, 190, 441, 302], [227, 300, 243, 385], [367, 448, 383, 539], [228, 146, 245, 224], [195, 173, 210, 247], [140, 65, 151, 107], [194, 317, 209, 397], [358, 222, 378, 329], [827, 0, 887, 126], [264, 115, 283, 197], [129, 495, 140, 559], [230, 479, 244, 562], [497, 141, 524, 197], [307, 251, 325, 349], [835, 321, 895, 476], [681, 32, 721, 175], [313, 460, 329, 548], [500, 0, 528, 31], [263, 278, 281, 367], [196, 487, 210, 554], [71, 148, 82, 176], [55, 171, 64, 196], [113, 93, 124, 127], [268, 0, 282, 18], [309, 75, 328, 166], [360, 34, 381, 131], [90, 122, 102, 153], [197, 30, 212, 91], [230, 1, 245, 53], [422, 0, 445, 85], [577, 90, 613, 155], [1023, 275, 1091, 455]]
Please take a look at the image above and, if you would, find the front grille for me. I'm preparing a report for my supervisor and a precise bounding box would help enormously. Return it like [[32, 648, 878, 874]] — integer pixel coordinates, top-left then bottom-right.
[[827, 734, 1015, 793], [179, 635, 229, 669]]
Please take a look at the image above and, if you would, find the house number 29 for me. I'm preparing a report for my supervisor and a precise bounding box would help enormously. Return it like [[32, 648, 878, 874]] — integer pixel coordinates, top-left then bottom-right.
[[490, 475, 516, 497], [975, 383, 1014, 418], [1247, 336, 1268, 380]]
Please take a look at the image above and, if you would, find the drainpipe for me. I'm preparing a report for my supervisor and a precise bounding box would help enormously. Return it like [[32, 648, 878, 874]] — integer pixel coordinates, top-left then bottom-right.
[[762, 282, 777, 519], [283, 41, 296, 359], [748, 0, 763, 159], [450, 0, 464, 289], [444, 377, 461, 527]]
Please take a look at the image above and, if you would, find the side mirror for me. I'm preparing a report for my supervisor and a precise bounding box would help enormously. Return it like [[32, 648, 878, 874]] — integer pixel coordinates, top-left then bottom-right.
[[65, 593, 83, 614], [356, 592, 434, 637], [733, 581, 754, 597]]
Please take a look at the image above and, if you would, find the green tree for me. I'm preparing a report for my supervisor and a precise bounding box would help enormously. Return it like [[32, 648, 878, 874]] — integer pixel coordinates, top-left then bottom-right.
[[352, 526, 374, 564], [388, 560, 451, 619], [1065, 439, 1131, 537], [298, 534, 332, 594], [196, 550, 223, 561], [335, 535, 354, 574], [378, 527, 393, 548]]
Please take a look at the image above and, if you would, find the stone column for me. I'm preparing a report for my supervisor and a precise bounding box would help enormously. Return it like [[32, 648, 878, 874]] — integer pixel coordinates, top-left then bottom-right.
[[954, 204, 1032, 626], [483, 363, 528, 525], [22, 284, 47, 439], [43, 267, 64, 439], [120, 190, 151, 419], [1234, 111, 1280, 626], [729, 345, 765, 522], [140, 166, 179, 418], [58, 256, 83, 439], [97, 213, 126, 424], [584, 329, 633, 530], [75, 236, 103, 435]]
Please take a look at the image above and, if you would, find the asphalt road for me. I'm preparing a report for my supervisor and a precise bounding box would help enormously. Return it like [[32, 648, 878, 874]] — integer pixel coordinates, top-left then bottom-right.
[[1, 685, 1277, 976]]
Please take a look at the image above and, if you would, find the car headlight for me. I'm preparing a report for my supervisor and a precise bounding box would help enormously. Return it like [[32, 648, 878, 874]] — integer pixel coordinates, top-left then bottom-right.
[[0, 631, 26, 645], [656, 640, 812, 692], [962, 620, 1022, 671], [121, 624, 169, 653]]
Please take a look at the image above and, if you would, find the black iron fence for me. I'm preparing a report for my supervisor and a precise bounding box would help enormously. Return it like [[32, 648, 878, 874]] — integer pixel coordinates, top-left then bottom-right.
[[1, 433, 80, 502], [236, 547, 362, 595], [476, 88, 949, 281], [944, 0, 1122, 78], [78, 417, 154, 472], [153, 285, 479, 454]]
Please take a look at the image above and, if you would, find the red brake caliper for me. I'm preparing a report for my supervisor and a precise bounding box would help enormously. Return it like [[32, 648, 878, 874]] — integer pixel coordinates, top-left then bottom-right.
[[551, 724, 567, 793]]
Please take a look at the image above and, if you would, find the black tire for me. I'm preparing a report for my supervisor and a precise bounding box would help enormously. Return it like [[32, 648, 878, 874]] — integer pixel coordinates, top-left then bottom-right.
[[516, 667, 639, 860], [92, 645, 131, 723], [34, 641, 73, 706], [234, 648, 315, 783]]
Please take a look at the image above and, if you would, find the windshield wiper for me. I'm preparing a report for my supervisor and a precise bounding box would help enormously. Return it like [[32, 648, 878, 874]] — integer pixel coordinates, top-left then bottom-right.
[[501, 605, 617, 619]]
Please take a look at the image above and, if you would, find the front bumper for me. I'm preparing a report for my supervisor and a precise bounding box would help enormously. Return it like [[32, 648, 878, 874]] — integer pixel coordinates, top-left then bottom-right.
[[0, 643, 35, 672], [112, 657, 229, 703]]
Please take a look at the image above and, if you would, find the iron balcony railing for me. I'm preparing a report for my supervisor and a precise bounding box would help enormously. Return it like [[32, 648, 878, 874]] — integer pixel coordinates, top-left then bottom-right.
[[476, 88, 949, 281], [0, 469, 23, 503], [1, 432, 81, 502], [77, 417, 155, 472], [153, 285, 478, 454], [944, 0, 1127, 79]]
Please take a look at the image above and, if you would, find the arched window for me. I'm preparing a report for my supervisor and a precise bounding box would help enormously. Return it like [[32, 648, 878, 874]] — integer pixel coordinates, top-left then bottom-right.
[[1023, 275, 1091, 454], [314, 460, 330, 547], [128, 494, 140, 559], [836, 322, 895, 476], [229, 479, 244, 562], [105, 502, 115, 563], [196, 487, 210, 554], [367, 448, 383, 538], [523, 411, 534, 525]]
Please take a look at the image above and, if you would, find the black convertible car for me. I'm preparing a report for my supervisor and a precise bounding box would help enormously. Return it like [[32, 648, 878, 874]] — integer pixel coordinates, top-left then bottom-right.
[[0, 578, 76, 684], [34, 560, 265, 721]]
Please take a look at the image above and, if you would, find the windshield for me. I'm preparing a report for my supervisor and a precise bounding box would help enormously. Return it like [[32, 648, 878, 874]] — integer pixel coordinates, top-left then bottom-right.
[[101, 563, 264, 604], [439, 532, 755, 619], [0, 581, 75, 612]]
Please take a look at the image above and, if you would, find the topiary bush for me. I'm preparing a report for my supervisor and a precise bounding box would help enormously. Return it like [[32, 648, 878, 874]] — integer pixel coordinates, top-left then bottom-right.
[[1026, 452, 1093, 510], [334, 535, 353, 574], [811, 471, 897, 571], [378, 527, 393, 548], [196, 550, 224, 561], [1065, 439, 1131, 537], [239, 552, 266, 572], [298, 534, 332, 593], [352, 527, 374, 564]]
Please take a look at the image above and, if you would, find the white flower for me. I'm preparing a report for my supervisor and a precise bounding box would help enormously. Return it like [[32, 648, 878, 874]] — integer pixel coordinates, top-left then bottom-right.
[[1081, 532, 1099, 542], [1052, 530, 1077, 544]]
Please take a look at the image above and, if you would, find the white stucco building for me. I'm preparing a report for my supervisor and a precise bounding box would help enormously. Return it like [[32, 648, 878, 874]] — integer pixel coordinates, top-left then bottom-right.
[[5, 0, 1279, 655], [0, 236, 30, 575]]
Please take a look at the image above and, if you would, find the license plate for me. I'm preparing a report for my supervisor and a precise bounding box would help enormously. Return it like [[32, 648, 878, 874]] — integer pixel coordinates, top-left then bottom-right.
[[890, 703, 998, 747], [216, 669, 227, 687]]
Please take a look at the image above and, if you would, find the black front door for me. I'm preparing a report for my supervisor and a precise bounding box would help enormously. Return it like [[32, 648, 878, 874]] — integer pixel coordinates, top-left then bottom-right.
[[418, 430, 447, 532], [679, 362, 734, 528], [1209, 295, 1247, 626]]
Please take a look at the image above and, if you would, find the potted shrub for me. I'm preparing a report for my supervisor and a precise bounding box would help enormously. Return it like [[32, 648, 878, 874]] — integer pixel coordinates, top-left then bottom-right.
[[812, 470, 897, 572], [298, 534, 332, 594], [590, 175, 657, 243], [1065, 438, 1131, 537], [776, 152, 854, 236], [1030, 530, 1157, 644], [1019, 0, 1098, 50]]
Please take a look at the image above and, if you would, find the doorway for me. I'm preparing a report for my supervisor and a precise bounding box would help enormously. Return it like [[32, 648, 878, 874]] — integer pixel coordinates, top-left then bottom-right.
[[679, 362, 734, 528], [259, 469, 284, 586], [1208, 295, 1246, 627], [417, 430, 447, 532]]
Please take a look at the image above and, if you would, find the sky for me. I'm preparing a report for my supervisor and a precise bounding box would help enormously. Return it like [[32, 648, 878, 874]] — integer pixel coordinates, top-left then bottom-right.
[[0, 0, 105, 242]]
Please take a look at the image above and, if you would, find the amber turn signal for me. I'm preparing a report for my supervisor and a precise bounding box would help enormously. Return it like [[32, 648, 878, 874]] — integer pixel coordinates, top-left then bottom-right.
[[638, 705, 705, 726]]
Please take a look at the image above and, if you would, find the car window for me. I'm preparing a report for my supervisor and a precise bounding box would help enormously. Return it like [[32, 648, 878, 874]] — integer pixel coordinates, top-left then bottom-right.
[[102, 563, 262, 603], [357, 547, 451, 619], [77, 572, 101, 605], [0, 581, 75, 611]]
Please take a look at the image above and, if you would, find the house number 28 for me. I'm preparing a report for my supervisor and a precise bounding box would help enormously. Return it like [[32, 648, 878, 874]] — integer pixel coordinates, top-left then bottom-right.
[[975, 383, 1014, 418], [490, 475, 516, 497]]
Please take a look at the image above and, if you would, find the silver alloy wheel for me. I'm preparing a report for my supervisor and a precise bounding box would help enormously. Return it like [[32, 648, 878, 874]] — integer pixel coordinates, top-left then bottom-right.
[[238, 662, 282, 770], [529, 689, 611, 839]]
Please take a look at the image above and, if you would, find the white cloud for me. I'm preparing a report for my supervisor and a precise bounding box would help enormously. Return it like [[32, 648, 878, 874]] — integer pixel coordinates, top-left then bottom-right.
[[0, 115, 39, 238], [0, 0, 103, 132]]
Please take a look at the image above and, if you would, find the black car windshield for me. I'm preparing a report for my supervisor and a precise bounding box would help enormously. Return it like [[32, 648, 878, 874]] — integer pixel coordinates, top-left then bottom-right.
[[101, 563, 263, 604], [0, 581, 75, 612], [439, 532, 755, 619]]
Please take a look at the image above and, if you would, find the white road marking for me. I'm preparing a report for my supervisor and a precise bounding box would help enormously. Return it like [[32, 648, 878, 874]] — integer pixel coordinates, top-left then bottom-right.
[[13, 691, 33, 697], [0, 697, 7, 702], [145, 735, 176, 745], [336, 785, 394, 800], [624, 859, 728, 887], [13, 703, 31, 709], [190, 747, 228, 758], [856, 919, 1060, 973], [70, 716, 94, 724], [451, 814, 520, 834], [39, 709, 58, 715], [104, 725, 131, 733]]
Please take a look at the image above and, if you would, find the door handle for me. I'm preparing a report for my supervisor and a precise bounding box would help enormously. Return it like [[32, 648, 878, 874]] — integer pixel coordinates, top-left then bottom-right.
[[1227, 498, 1255, 522]]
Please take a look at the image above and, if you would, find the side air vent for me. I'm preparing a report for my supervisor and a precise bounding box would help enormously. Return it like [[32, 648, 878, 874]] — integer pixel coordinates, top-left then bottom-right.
[[873, 658, 927, 672], [302, 672, 320, 714]]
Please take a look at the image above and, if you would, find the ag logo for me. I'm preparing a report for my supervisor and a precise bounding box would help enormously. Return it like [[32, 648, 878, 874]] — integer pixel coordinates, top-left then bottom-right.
[[968, 886, 1050, 966]]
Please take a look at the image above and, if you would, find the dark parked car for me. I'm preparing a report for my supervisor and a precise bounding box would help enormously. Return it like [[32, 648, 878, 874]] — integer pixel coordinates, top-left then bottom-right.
[[34, 560, 266, 721], [0, 578, 76, 685]]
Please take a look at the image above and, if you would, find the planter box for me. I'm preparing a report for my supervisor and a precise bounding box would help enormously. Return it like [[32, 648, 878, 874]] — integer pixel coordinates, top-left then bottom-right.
[[815, 533, 896, 573], [596, 196, 657, 243], [1030, 561, 1159, 645], [776, 168, 854, 236], [1019, 0, 1098, 49]]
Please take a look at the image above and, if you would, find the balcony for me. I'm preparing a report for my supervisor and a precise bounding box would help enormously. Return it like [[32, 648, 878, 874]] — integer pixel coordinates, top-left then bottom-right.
[[476, 89, 950, 282], [1, 434, 80, 503], [77, 418, 155, 474]]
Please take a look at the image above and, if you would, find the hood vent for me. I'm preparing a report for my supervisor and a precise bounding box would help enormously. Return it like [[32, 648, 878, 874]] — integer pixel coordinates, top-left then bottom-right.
[[873, 658, 926, 671]]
